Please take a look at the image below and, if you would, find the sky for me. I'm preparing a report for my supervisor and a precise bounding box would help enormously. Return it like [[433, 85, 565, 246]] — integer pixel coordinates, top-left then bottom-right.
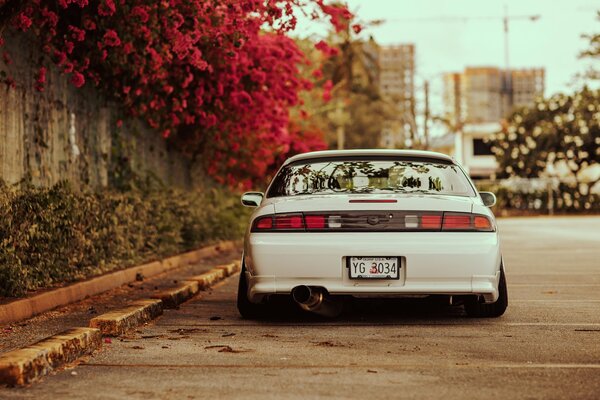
[[295, 0, 599, 127]]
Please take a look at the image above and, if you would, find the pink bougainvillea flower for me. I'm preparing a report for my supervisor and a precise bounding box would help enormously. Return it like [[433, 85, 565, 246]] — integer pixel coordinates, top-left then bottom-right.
[[36, 66, 47, 84], [70, 71, 85, 88], [15, 13, 32, 31], [314, 40, 339, 57], [102, 29, 121, 47], [2, 0, 355, 186]]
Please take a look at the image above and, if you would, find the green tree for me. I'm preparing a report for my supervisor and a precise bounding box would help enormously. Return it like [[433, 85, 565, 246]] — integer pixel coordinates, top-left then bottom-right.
[[580, 10, 600, 80], [489, 88, 600, 196]]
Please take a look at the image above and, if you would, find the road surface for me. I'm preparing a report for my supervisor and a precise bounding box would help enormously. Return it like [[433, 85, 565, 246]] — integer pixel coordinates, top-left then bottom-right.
[[3, 216, 600, 399]]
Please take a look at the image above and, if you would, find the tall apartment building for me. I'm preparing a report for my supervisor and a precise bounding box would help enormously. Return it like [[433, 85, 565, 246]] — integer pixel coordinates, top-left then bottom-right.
[[440, 66, 545, 178], [378, 44, 415, 148], [510, 68, 545, 108], [443, 66, 545, 125]]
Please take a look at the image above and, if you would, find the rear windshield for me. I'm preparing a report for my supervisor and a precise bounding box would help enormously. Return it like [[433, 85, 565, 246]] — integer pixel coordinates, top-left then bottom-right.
[[267, 158, 476, 198]]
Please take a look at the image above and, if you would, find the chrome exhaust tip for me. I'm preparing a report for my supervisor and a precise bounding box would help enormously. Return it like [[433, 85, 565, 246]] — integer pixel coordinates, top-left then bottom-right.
[[291, 286, 342, 318]]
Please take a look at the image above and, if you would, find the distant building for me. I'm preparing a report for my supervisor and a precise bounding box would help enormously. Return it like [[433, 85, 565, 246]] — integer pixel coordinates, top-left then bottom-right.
[[378, 44, 415, 148], [439, 66, 545, 178], [510, 68, 545, 109]]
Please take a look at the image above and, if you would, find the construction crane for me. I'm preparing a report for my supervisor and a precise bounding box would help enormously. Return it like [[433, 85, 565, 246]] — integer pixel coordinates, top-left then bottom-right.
[[382, 8, 540, 153], [384, 7, 541, 97]]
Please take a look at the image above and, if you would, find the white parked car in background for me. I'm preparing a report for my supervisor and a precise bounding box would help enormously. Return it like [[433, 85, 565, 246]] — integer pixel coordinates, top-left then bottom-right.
[[238, 149, 507, 318]]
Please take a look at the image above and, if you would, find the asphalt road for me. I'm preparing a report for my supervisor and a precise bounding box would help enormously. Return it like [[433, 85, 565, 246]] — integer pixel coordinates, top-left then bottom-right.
[[3, 216, 600, 399]]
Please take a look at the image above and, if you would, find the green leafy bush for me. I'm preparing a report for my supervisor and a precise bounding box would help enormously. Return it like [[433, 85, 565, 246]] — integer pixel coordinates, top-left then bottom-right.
[[476, 180, 600, 215], [0, 181, 250, 297]]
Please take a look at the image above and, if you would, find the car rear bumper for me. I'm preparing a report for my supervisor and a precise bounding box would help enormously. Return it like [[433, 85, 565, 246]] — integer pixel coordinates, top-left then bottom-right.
[[244, 232, 502, 303]]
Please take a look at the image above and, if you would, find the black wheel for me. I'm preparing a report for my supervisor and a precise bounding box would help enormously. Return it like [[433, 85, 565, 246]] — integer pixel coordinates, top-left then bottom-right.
[[464, 265, 508, 318], [237, 263, 269, 319]]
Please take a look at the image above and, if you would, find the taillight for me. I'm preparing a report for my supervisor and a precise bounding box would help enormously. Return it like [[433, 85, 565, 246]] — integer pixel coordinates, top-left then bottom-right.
[[442, 213, 494, 232], [251, 212, 494, 232], [421, 214, 442, 229], [305, 215, 326, 229], [474, 215, 493, 230], [442, 214, 471, 230], [274, 214, 304, 229], [252, 213, 304, 232], [254, 216, 273, 230]]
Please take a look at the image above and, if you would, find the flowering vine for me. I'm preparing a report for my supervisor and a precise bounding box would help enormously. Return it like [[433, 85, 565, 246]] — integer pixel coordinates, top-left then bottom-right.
[[0, 0, 357, 188]]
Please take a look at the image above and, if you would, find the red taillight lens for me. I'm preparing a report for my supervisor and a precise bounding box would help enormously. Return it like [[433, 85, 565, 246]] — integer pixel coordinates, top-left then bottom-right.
[[474, 215, 493, 231], [253, 216, 273, 230], [305, 215, 326, 229], [443, 214, 472, 230], [252, 212, 494, 232], [252, 214, 305, 231], [421, 215, 442, 229], [274, 214, 304, 230], [442, 213, 494, 231]]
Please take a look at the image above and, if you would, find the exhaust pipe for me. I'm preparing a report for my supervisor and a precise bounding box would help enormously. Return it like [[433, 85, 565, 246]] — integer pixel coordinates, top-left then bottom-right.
[[291, 286, 343, 318]]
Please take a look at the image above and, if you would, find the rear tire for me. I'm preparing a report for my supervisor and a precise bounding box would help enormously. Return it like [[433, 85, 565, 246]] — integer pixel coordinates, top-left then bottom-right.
[[237, 262, 268, 319], [465, 266, 508, 318]]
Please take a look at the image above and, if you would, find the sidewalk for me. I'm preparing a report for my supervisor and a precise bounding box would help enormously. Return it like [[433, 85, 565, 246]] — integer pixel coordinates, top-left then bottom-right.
[[0, 246, 241, 355]]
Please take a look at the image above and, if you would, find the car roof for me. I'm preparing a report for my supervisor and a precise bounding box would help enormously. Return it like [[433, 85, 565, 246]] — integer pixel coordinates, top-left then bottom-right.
[[283, 149, 455, 166]]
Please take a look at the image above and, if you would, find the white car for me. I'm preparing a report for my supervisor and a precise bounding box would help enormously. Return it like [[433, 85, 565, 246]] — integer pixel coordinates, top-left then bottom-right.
[[238, 149, 507, 318]]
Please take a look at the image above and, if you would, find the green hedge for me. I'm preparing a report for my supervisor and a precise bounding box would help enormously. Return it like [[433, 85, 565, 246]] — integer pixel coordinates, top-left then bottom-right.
[[0, 182, 251, 297], [475, 180, 600, 215]]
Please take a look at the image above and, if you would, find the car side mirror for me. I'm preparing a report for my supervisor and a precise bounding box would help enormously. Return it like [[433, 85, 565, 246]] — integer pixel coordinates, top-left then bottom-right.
[[479, 192, 497, 207], [241, 192, 264, 207]]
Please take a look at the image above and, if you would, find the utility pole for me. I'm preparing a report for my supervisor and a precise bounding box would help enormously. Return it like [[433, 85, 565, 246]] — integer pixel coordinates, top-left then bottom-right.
[[423, 80, 430, 150], [337, 123, 345, 150], [503, 5, 513, 114]]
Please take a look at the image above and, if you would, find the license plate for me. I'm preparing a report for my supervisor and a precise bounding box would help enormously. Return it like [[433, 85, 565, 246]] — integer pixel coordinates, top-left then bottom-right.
[[348, 257, 400, 279]]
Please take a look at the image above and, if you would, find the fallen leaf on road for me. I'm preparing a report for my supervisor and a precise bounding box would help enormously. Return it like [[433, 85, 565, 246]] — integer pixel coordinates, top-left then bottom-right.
[[167, 335, 190, 340], [222, 333, 236, 337], [367, 369, 377, 373], [218, 346, 248, 353], [168, 328, 208, 335], [262, 334, 279, 338], [141, 334, 163, 339], [162, 346, 170, 349], [132, 345, 145, 350], [104, 338, 112, 344], [205, 345, 251, 353], [312, 341, 346, 348], [210, 316, 222, 321]]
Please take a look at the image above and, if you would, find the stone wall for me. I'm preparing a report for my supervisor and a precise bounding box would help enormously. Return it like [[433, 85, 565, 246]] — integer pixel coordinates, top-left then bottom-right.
[[0, 33, 192, 189]]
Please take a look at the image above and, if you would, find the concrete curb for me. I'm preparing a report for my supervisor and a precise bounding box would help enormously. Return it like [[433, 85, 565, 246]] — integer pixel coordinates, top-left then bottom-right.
[[190, 270, 225, 289], [89, 299, 163, 336], [217, 261, 241, 277], [0, 241, 238, 325], [151, 281, 200, 309], [0, 328, 101, 386], [0, 261, 241, 387], [151, 262, 240, 308]]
